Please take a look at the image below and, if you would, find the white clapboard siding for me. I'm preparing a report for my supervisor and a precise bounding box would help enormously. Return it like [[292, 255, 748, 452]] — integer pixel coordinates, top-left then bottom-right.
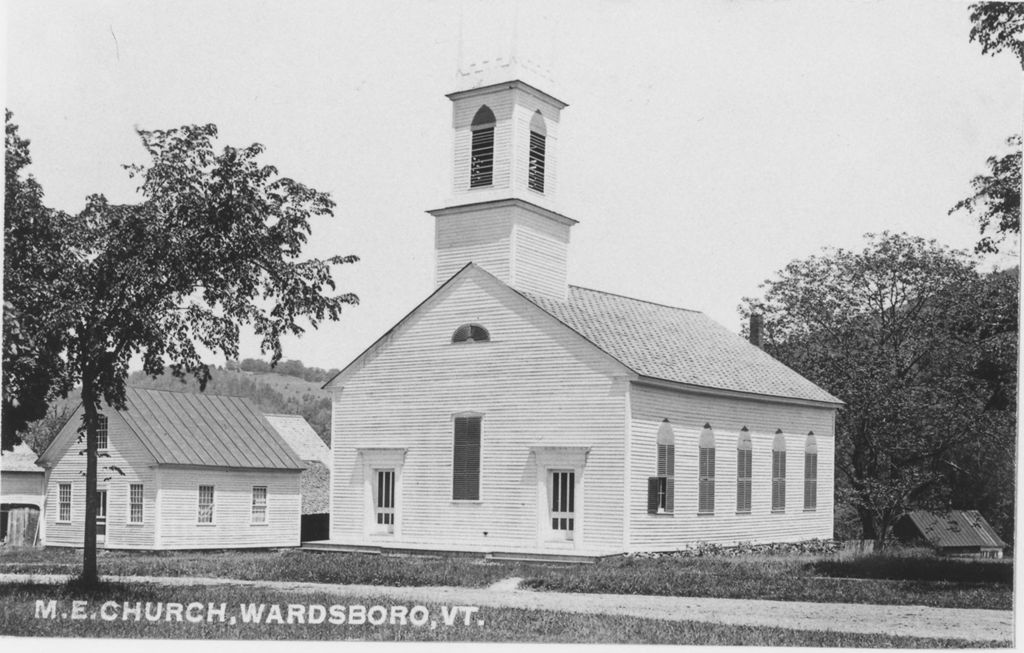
[[510, 210, 570, 299], [42, 406, 158, 549], [156, 468, 300, 549], [1, 471, 43, 498], [628, 383, 835, 550], [331, 268, 629, 555], [510, 88, 560, 206], [435, 206, 513, 286]]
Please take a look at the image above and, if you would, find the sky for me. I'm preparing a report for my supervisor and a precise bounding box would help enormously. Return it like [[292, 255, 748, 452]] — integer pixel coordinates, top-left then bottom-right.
[[6, 0, 1023, 375]]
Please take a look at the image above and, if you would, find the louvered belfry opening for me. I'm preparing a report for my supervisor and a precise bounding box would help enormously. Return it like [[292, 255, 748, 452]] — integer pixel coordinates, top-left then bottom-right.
[[452, 323, 490, 343], [470, 106, 496, 188], [528, 110, 547, 193]]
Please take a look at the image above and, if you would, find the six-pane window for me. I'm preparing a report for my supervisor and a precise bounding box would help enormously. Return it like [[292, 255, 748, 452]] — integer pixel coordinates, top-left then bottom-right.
[[129, 484, 144, 523], [452, 416, 482, 500], [772, 432, 787, 512], [96, 414, 108, 450], [698, 425, 715, 514], [736, 429, 752, 514], [198, 485, 214, 523], [58, 483, 71, 522], [251, 486, 267, 524], [804, 433, 818, 511]]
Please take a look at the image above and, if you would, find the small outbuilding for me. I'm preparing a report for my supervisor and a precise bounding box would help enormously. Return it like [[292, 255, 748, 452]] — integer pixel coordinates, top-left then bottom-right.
[[38, 388, 306, 550], [894, 510, 1006, 559], [1, 443, 45, 546], [264, 414, 331, 514]]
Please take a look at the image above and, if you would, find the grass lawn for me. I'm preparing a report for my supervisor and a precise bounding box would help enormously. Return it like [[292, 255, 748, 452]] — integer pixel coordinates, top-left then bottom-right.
[[0, 580, 1004, 646], [1, 546, 1012, 610]]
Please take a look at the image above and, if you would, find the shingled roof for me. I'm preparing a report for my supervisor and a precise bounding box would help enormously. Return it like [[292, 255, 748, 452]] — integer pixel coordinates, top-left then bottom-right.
[[521, 285, 842, 405], [264, 414, 331, 467], [115, 388, 305, 470], [1, 443, 44, 473]]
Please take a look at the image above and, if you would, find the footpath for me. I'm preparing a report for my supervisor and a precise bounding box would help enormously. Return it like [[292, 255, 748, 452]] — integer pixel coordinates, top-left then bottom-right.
[[0, 572, 1013, 643]]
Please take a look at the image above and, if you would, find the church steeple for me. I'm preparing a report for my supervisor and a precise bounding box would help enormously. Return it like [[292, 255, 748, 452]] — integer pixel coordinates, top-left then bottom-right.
[[429, 14, 575, 301]]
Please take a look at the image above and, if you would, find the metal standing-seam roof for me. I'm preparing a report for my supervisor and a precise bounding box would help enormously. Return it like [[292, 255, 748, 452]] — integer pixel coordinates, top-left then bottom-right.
[[1, 442, 44, 473], [117, 388, 305, 470], [902, 510, 1007, 549], [264, 414, 331, 467], [521, 285, 842, 405]]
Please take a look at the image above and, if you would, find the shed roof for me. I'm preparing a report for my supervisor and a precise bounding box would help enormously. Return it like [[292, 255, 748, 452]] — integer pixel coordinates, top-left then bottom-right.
[[117, 388, 305, 470], [264, 414, 331, 467], [522, 285, 842, 405], [903, 510, 1006, 549], [1, 442, 44, 473]]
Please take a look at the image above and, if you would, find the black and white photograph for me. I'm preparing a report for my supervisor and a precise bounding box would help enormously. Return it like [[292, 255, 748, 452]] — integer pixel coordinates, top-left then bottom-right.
[[1, 0, 1020, 648]]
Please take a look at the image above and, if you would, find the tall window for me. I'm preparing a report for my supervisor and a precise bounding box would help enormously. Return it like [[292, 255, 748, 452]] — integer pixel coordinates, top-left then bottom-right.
[[58, 483, 71, 522], [198, 485, 215, 523], [736, 428, 752, 514], [251, 486, 268, 524], [647, 419, 675, 514], [772, 431, 787, 512], [96, 414, 108, 450], [804, 433, 818, 511], [470, 106, 495, 188], [528, 110, 547, 192], [698, 424, 715, 514], [129, 484, 144, 523], [452, 415, 482, 500]]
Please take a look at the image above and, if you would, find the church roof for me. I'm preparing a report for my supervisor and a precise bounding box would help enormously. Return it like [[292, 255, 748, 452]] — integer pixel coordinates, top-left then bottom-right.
[[521, 285, 842, 405]]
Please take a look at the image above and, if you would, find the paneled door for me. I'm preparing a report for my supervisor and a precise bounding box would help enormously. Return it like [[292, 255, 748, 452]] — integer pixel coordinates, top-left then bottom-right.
[[549, 470, 575, 540]]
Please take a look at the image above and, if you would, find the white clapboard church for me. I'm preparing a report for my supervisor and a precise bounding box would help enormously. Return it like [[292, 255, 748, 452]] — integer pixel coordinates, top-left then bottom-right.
[[322, 25, 842, 558]]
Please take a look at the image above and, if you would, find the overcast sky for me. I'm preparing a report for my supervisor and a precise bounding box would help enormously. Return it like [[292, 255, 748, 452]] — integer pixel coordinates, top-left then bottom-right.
[[6, 0, 1022, 374]]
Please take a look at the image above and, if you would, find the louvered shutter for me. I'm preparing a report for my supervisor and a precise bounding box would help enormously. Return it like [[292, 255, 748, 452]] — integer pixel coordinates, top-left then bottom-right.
[[647, 477, 660, 514], [452, 417, 481, 500], [665, 477, 675, 513]]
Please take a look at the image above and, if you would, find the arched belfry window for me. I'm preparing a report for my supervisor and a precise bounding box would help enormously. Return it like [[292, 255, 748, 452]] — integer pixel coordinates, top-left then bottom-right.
[[470, 106, 496, 188], [803, 432, 818, 511], [772, 430, 787, 513], [528, 110, 547, 193], [451, 324, 490, 343], [698, 424, 715, 514], [648, 419, 675, 514], [736, 427, 752, 514]]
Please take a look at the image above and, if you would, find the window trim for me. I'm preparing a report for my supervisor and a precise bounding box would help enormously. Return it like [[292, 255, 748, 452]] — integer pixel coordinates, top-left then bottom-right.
[[528, 111, 547, 193], [451, 413, 483, 502], [128, 483, 144, 525], [772, 431, 787, 513], [96, 414, 109, 450], [736, 427, 752, 515], [58, 483, 72, 523], [698, 424, 715, 515], [197, 484, 215, 525], [251, 485, 268, 525], [803, 432, 818, 512], [648, 419, 675, 515], [469, 105, 496, 189]]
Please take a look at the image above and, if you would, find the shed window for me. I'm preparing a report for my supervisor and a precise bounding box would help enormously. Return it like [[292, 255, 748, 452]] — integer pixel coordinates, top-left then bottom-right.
[[452, 416, 482, 500], [251, 486, 268, 524], [470, 106, 495, 188], [58, 483, 71, 522], [129, 484, 144, 523], [647, 420, 675, 514], [772, 432, 786, 512], [698, 425, 715, 514], [736, 428, 752, 514], [198, 485, 215, 524], [528, 111, 547, 193], [451, 324, 490, 343], [804, 433, 818, 511], [96, 414, 108, 450]]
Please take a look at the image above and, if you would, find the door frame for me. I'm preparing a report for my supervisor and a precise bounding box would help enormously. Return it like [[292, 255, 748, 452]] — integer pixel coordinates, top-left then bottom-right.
[[356, 447, 407, 540], [530, 446, 589, 549]]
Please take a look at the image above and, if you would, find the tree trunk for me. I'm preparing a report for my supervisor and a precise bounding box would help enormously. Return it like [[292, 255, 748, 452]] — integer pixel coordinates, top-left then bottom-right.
[[856, 504, 878, 542], [79, 379, 100, 587]]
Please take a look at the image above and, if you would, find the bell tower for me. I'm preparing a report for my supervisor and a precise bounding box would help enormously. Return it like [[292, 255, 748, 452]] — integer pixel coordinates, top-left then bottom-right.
[[428, 5, 575, 301]]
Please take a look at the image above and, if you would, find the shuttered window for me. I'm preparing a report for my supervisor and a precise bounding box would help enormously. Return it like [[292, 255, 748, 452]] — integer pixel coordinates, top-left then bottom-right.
[[198, 485, 215, 523], [470, 106, 495, 188], [58, 483, 71, 522], [528, 131, 546, 192], [698, 425, 715, 514], [648, 420, 675, 514], [772, 432, 786, 512], [96, 414, 108, 450], [452, 416, 482, 500], [251, 486, 267, 524], [736, 429, 752, 514], [804, 433, 818, 511], [129, 484, 144, 523]]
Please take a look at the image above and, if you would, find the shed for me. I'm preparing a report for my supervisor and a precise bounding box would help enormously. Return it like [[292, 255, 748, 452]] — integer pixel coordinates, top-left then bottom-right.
[[264, 414, 331, 514], [894, 510, 1006, 559], [1, 443, 45, 546]]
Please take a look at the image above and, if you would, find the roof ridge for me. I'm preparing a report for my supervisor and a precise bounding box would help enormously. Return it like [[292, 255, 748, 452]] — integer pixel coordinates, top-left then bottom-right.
[[127, 385, 256, 402], [566, 285, 704, 314]]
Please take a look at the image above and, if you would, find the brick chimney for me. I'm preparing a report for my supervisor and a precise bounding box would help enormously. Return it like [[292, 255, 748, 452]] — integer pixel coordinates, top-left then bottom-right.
[[749, 313, 764, 348]]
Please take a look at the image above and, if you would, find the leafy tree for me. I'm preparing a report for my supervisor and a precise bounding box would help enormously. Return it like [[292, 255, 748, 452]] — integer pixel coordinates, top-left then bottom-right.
[[54, 124, 357, 585], [968, 2, 1024, 69], [949, 134, 1022, 254], [2, 113, 77, 450], [742, 232, 1016, 544]]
